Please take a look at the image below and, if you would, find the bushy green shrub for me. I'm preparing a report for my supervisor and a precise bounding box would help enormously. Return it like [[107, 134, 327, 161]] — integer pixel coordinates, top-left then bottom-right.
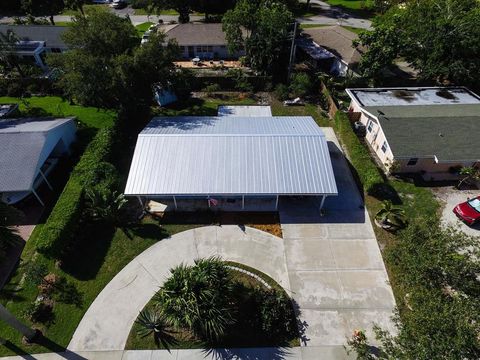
[[204, 83, 221, 96], [35, 126, 117, 258], [274, 83, 289, 100], [289, 73, 312, 98], [35, 179, 84, 258], [253, 288, 297, 339], [333, 112, 384, 193]]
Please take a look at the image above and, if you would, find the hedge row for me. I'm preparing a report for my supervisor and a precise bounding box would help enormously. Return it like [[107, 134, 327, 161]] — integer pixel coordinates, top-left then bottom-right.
[[333, 111, 384, 193], [35, 126, 117, 258]]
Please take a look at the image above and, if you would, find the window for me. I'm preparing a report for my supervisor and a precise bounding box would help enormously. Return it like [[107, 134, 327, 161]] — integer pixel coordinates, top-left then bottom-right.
[[407, 158, 418, 166], [196, 46, 202, 52], [381, 141, 388, 153], [367, 120, 373, 133], [207, 45, 213, 52]]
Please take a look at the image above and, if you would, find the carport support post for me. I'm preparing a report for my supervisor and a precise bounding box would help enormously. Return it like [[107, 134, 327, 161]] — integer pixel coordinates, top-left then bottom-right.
[[173, 195, 178, 210], [319, 195, 327, 212], [275, 195, 279, 210], [39, 169, 53, 190], [242, 195, 245, 210], [136, 196, 143, 208], [32, 189, 44, 206]]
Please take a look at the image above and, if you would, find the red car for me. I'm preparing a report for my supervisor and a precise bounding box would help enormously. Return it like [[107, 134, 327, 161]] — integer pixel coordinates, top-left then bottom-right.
[[453, 196, 480, 225]]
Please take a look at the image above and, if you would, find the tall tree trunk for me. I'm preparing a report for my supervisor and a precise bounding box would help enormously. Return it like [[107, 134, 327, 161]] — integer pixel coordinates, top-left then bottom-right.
[[49, 15, 55, 25], [79, 5, 85, 16], [306, 0, 311, 10], [0, 304, 36, 341]]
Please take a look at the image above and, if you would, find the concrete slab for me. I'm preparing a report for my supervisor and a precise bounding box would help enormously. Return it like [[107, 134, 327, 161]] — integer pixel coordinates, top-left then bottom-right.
[[301, 346, 353, 360], [150, 351, 179, 360], [298, 309, 350, 346], [122, 350, 154, 360], [290, 271, 343, 309], [329, 240, 385, 270], [284, 238, 336, 270], [282, 223, 328, 240]]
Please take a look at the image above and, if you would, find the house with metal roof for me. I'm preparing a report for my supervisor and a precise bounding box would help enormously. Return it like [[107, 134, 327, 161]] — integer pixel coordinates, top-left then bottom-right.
[[159, 23, 245, 60], [125, 115, 337, 211], [346, 87, 480, 180], [0, 117, 76, 206], [298, 26, 365, 76]]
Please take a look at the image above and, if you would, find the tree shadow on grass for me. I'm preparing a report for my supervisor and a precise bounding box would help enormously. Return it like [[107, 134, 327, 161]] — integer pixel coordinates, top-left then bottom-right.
[[120, 222, 171, 241], [60, 222, 116, 281], [3, 335, 87, 359]]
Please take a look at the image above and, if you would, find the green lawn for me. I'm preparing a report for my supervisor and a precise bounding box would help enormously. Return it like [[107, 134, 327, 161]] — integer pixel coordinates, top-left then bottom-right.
[[135, 22, 154, 36], [54, 21, 74, 27], [0, 216, 200, 356], [152, 95, 257, 117], [270, 97, 330, 127], [300, 23, 368, 34], [134, 8, 178, 15], [0, 96, 116, 129], [60, 4, 108, 15]]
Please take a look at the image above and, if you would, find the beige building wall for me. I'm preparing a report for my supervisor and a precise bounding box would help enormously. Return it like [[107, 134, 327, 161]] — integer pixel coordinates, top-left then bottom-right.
[[348, 100, 476, 180]]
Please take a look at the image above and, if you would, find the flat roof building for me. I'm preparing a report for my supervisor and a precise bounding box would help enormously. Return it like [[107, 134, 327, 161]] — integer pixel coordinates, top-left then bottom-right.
[[346, 87, 480, 180], [125, 116, 337, 211]]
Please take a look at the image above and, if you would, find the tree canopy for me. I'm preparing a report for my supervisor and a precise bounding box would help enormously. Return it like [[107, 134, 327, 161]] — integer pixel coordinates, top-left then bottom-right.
[[222, 0, 294, 75], [49, 10, 178, 115], [21, 0, 65, 25], [355, 0, 480, 88]]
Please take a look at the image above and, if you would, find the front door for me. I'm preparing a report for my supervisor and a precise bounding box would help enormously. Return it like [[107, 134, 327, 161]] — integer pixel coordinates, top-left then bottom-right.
[[188, 46, 195, 58]]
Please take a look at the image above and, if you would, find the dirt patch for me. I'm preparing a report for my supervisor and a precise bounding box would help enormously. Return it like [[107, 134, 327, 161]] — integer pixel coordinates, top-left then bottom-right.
[[151, 211, 283, 238]]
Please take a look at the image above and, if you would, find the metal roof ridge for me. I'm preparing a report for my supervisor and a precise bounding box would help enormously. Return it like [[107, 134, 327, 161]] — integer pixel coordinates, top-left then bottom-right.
[[138, 133, 326, 138]]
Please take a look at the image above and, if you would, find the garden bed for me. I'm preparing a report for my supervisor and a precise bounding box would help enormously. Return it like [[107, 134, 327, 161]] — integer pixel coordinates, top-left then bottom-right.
[[125, 263, 299, 350]]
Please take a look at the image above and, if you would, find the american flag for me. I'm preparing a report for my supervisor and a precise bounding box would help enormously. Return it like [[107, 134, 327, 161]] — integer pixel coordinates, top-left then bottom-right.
[[208, 198, 219, 206]]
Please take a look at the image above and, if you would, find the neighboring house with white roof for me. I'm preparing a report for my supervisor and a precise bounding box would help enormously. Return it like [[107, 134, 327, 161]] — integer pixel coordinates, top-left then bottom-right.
[[298, 26, 365, 77], [0, 117, 76, 205], [160, 23, 245, 60], [346, 87, 480, 180]]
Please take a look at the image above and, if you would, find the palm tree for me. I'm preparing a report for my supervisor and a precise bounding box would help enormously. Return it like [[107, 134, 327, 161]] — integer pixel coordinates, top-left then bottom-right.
[[0, 304, 37, 342], [85, 189, 128, 225], [457, 166, 480, 189], [154, 257, 235, 341], [135, 308, 177, 350], [375, 200, 407, 230]]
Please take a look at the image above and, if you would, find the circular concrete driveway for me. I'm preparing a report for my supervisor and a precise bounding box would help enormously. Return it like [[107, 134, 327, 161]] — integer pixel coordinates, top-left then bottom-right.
[[68, 225, 290, 351]]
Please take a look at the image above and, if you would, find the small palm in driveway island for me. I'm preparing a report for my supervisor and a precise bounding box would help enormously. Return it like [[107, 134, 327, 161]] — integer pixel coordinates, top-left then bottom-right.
[[375, 200, 407, 231], [136, 308, 177, 350]]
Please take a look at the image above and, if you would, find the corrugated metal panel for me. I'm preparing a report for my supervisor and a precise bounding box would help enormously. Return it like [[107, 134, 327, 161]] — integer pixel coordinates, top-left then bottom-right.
[[125, 116, 338, 196], [141, 116, 323, 136], [217, 106, 272, 117]]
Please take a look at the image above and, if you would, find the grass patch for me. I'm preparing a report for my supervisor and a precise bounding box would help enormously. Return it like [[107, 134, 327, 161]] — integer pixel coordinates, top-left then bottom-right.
[[299, 23, 367, 35], [60, 4, 107, 15], [54, 22, 73, 27], [152, 95, 256, 117], [135, 21, 154, 36], [0, 217, 200, 356], [126, 265, 299, 350], [0, 96, 116, 129], [270, 97, 330, 127]]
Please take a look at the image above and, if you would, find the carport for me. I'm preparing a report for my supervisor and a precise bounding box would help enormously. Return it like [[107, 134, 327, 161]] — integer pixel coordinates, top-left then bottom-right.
[[124, 115, 338, 211]]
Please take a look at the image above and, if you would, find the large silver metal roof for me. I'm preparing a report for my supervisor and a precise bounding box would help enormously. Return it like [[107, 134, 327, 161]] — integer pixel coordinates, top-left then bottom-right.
[[217, 105, 272, 117], [125, 116, 338, 196]]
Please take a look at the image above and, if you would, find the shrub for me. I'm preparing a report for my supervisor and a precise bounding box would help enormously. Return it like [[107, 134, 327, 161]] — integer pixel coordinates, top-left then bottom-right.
[[333, 111, 384, 193], [254, 288, 297, 339], [131, 0, 149, 8], [136, 308, 177, 349], [274, 83, 289, 101], [155, 257, 235, 341], [35, 179, 84, 258], [23, 300, 54, 324], [24, 262, 49, 287], [35, 126, 117, 258], [289, 73, 312, 98], [204, 83, 221, 96]]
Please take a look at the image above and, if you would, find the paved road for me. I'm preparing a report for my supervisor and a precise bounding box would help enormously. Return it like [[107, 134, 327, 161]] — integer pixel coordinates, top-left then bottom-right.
[[0, 1, 372, 29]]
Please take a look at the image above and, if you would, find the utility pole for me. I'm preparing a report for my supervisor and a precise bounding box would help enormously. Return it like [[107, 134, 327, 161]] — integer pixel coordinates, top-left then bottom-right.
[[0, 304, 38, 342], [287, 21, 298, 82]]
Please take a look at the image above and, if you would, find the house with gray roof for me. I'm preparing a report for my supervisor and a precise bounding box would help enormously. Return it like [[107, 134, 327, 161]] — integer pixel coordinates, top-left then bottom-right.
[[346, 87, 480, 180], [0, 25, 68, 69], [0, 117, 76, 205], [298, 25, 365, 76], [159, 23, 245, 60]]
